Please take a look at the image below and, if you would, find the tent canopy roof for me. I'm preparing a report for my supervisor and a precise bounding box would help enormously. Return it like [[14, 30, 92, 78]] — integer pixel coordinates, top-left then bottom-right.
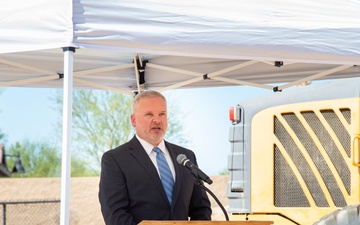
[[1, 0, 360, 93]]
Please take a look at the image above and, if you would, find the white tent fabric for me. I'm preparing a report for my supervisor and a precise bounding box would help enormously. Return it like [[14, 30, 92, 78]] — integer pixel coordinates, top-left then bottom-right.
[[71, 0, 360, 64], [1, 0, 72, 53], [1, 0, 360, 92], [1, 0, 360, 224]]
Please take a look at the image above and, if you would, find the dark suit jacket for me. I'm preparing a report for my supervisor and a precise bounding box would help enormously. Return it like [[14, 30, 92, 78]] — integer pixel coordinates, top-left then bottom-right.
[[99, 136, 212, 225]]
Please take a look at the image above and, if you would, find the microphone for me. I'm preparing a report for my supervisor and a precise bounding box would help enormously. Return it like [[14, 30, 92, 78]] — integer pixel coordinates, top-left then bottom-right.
[[176, 154, 213, 185]]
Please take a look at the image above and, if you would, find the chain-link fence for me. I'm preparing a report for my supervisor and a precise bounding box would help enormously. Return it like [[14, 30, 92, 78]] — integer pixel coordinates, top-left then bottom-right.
[[0, 200, 60, 225]]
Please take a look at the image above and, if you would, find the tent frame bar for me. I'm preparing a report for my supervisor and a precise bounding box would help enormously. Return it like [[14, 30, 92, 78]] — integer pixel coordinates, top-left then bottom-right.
[[276, 64, 354, 91], [0, 54, 355, 94]]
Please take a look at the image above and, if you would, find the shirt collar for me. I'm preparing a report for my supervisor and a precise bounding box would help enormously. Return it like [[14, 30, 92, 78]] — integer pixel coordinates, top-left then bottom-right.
[[135, 134, 167, 156]]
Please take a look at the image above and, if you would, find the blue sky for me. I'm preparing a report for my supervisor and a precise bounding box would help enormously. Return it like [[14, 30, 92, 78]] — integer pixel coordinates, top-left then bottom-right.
[[0, 85, 270, 175]]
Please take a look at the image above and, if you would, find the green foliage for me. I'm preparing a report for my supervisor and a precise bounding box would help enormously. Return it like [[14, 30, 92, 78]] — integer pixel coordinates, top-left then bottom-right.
[[164, 95, 189, 146], [4, 140, 98, 177], [52, 90, 135, 175], [6, 140, 61, 177], [71, 155, 98, 177], [218, 168, 230, 175]]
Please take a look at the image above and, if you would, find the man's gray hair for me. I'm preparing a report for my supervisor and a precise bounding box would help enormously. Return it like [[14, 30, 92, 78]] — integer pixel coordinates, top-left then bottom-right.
[[132, 90, 167, 113]]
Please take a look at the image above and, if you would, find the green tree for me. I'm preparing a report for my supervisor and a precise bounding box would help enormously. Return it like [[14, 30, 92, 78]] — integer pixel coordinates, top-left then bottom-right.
[[5, 140, 97, 177], [164, 94, 189, 146], [6, 140, 61, 177], [52, 89, 188, 175], [218, 168, 230, 175], [52, 90, 133, 175]]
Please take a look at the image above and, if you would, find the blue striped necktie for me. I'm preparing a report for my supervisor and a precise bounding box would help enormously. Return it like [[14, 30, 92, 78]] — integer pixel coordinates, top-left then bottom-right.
[[153, 147, 174, 205]]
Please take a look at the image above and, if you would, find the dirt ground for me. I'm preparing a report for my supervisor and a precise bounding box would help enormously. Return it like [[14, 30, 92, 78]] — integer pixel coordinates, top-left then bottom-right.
[[0, 175, 229, 224]]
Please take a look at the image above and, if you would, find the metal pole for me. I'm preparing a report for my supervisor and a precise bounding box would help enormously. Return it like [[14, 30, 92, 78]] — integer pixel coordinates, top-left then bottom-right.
[[59, 47, 75, 225], [3, 203, 6, 225]]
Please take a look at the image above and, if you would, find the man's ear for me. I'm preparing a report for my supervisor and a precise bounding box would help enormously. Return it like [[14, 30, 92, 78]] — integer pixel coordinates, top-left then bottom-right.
[[130, 114, 136, 127]]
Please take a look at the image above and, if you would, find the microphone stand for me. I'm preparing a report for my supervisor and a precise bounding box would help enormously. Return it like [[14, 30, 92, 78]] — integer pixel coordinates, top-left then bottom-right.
[[195, 179, 229, 221]]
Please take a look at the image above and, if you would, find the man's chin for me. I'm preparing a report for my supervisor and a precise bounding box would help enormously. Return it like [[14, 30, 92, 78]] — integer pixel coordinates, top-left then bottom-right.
[[150, 135, 164, 144]]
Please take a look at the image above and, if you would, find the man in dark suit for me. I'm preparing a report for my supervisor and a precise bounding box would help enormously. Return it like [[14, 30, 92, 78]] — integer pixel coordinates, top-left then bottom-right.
[[99, 90, 212, 225]]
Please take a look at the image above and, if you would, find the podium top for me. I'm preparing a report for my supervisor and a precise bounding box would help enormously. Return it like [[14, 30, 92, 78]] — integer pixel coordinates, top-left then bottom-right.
[[139, 221, 274, 225]]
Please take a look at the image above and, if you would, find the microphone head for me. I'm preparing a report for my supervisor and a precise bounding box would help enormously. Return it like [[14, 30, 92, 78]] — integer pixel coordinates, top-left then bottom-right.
[[176, 154, 187, 165]]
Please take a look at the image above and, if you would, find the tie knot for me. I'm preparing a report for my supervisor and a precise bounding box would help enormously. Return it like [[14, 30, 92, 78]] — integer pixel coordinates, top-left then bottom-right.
[[153, 147, 161, 154]]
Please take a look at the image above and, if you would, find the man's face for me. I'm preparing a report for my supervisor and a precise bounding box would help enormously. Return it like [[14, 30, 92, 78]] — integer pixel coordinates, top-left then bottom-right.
[[131, 96, 168, 146]]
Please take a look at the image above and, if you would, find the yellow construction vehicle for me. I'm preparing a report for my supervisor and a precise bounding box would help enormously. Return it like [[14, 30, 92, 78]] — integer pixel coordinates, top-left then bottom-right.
[[227, 78, 360, 224]]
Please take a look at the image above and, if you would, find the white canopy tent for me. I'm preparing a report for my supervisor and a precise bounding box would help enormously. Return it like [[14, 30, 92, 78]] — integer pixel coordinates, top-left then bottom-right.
[[1, 0, 360, 224], [2, 0, 360, 92]]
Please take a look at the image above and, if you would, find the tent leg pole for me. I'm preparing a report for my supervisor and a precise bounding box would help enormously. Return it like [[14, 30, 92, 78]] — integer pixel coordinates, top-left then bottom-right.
[[60, 47, 75, 225]]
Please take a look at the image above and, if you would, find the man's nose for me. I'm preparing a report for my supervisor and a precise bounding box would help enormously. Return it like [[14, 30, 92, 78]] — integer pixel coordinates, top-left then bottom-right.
[[153, 116, 162, 123]]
